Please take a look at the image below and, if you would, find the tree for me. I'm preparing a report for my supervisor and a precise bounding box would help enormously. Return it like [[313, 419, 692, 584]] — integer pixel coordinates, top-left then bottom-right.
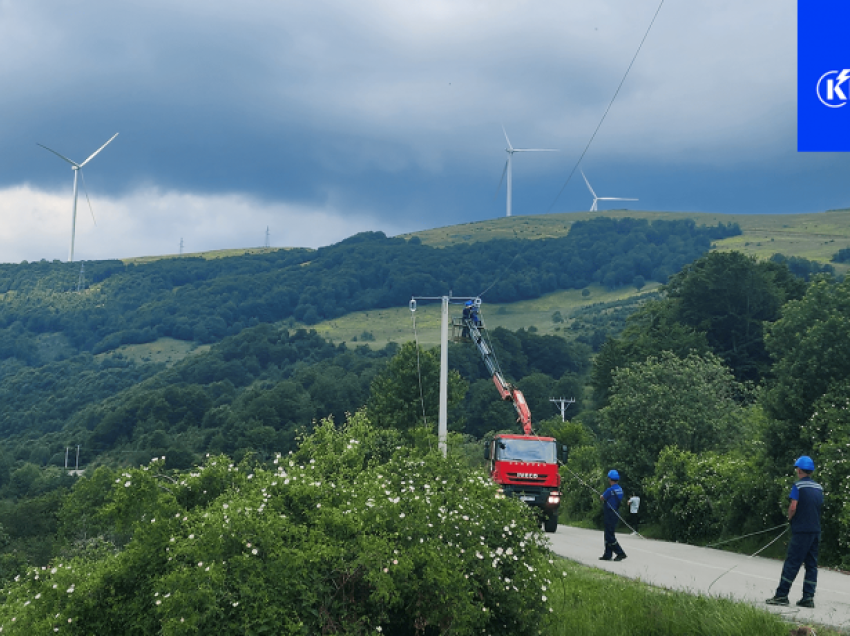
[[665, 252, 805, 382], [590, 300, 709, 407], [367, 342, 467, 435], [598, 351, 751, 487], [762, 277, 850, 461]]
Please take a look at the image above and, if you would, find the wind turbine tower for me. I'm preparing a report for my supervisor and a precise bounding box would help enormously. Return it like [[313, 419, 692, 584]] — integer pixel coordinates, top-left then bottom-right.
[[581, 169, 637, 212], [498, 127, 557, 217], [38, 133, 119, 262]]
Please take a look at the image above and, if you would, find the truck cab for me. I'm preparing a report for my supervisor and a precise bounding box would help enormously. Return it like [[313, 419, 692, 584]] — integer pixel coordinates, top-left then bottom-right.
[[487, 433, 562, 533]]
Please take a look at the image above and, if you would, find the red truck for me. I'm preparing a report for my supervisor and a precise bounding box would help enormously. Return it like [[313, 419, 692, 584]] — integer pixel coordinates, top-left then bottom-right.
[[458, 301, 563, 533]]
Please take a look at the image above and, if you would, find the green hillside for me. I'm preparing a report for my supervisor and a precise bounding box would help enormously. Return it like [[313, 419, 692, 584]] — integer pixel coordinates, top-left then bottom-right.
[[404, 208, 850, 272], [2, 210, 850, 614]]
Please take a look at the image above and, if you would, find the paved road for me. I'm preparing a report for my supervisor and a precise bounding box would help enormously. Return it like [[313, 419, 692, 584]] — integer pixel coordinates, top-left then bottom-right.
[[548, 525, 850, 631]]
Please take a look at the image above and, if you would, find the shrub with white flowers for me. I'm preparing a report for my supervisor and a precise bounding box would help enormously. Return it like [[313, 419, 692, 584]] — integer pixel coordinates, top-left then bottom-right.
[[0, 412, 554, 635]]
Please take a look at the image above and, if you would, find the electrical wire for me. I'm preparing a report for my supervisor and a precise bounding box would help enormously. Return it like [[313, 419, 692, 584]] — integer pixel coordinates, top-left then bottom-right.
[[410, 310, 429, 427], [546, 0, 667, 213], [706, 525, 789, 592], [702, 523, 790, 549]]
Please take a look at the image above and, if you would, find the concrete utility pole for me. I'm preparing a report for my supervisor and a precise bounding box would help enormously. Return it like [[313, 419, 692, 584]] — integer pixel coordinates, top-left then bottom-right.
[[264, 226, 270, 249], [409, 293, 478, 457], [550, 397, 575, 422]]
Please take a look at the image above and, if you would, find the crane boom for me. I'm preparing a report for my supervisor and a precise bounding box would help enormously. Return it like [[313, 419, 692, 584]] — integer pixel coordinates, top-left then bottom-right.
[[463, 316, 533, 435]]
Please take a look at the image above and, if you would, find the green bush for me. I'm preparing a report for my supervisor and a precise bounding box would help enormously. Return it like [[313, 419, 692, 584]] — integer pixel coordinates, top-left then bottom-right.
[[807, 383, 850, 568], [0, 412, 555, 635], [645, 447, 782, 544], [559, 445, 602, 522]]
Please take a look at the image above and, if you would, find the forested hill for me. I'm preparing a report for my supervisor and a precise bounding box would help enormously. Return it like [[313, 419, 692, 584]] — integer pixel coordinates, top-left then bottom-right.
[[0, 217, 739, 359]]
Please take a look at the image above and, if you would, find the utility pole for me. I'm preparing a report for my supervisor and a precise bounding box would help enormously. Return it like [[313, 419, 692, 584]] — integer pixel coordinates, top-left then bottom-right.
[[550, 397, 575, 422], [179, 238, 184, 257], [64, 447, 69, 470], [264, 226, 270, 249], [75, 445, 81, 470], [409, 293, 478, 457]]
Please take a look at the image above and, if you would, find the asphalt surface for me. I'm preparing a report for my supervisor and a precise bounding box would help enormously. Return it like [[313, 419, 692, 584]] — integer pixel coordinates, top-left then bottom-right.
[[548, 525, 850, 632]]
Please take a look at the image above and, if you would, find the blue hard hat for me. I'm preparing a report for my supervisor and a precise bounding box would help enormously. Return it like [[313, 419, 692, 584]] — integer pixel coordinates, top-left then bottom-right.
[[794, 456, 815, 471], [465, 300, 473, 306], [607, 469, 620, 480]]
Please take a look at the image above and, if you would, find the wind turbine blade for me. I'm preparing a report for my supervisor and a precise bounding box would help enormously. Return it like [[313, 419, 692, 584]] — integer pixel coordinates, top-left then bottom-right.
[[580, 170, 597, 198], [598, 197, 638, 201], [37, 144, 80, 168], [512, 148, 558, 152], [494, 160, 508, 199], [78, 169, 97, 225], [502, 125, 513, 151], [80, 132, 118, 167]]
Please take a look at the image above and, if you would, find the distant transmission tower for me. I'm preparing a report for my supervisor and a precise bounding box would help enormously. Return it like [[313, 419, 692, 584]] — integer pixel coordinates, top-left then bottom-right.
[[76, 263, 85, 292], [179, 238, 184, 256], [264, 226, 270, 249], [550, 397, 575, 422]]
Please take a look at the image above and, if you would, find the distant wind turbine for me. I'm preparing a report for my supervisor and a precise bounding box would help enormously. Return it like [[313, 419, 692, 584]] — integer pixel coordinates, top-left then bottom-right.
[[38, 133, 119, 262], [496, 127, 557, 217], [581, 169, 637, 212]]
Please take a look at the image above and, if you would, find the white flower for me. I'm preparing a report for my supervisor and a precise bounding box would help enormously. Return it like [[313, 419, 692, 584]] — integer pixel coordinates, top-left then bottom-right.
[[124, 481, 131, 487], [252, 549, 258, 555]]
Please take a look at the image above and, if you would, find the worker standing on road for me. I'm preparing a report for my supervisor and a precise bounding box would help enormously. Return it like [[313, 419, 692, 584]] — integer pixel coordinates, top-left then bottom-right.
[[599, 469, 627, 561], [766, 456, 823, 609], [627, 493, 641, 535]]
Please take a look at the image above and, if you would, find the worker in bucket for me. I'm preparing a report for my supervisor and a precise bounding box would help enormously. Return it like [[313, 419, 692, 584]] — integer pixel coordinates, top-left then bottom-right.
[[599, 469, 627, 561], [766, 455, 823, 608], [461, 301, 473, 338]]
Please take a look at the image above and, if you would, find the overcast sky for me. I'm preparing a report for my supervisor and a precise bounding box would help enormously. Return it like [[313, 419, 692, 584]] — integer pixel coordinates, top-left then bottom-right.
[[0, 0, 847, 263]]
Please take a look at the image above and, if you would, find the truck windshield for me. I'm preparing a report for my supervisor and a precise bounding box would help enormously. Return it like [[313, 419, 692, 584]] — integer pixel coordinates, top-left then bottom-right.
[[496, 439, 556, 463]]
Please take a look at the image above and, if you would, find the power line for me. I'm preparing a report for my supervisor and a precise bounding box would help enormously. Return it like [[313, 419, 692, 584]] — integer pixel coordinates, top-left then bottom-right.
[[547, 0, 667, 213]]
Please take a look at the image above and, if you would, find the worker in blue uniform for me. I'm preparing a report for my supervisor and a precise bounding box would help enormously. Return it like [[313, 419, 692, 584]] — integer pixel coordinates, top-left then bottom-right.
[[766, 455, 823, 608], [599, 469, 627, 561], [462, 301, 473, 338]]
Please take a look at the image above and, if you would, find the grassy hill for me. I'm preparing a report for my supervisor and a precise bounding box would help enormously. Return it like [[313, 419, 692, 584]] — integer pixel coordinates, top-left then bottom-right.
[[309, 283, 661, 349], [402, 208, 850, 273]]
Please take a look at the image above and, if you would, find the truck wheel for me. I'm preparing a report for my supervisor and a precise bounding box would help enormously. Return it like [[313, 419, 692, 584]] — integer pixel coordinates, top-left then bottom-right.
[[544, 512, 558, 533]]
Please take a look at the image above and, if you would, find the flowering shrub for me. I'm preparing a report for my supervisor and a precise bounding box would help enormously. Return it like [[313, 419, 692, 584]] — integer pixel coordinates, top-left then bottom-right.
[[0, 412, 554, 635], [807, 385, 850, 568]]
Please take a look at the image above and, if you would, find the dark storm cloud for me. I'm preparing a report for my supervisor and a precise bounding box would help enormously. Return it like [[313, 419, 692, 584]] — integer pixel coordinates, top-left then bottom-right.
[[0, 0, 848, 262]]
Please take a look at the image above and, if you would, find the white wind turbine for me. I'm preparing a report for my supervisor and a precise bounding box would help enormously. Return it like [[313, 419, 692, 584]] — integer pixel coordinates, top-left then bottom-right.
[[497, 126, 557, 217], [38, 133, 119, 262], [581, 169, 637, 212]]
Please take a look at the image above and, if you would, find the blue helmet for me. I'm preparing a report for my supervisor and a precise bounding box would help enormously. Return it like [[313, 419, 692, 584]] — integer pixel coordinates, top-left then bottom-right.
[[794, 456, 815, 471], [607, 469, 620, 481], [465, 300, 473, 307]]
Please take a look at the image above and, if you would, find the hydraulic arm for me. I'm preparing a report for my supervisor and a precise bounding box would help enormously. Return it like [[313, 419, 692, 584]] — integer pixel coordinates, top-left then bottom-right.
[[462, 316, 533, 435]]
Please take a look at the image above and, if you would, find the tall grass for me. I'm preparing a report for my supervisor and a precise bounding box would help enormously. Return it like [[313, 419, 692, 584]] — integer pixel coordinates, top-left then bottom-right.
[[543, 559, 835, 636]]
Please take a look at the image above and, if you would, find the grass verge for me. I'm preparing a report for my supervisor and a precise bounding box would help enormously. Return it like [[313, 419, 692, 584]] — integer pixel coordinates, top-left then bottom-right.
[[543, 558, 839, 636]]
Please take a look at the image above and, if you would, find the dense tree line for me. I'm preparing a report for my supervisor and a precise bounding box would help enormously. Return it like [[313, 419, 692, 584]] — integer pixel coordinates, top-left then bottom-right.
[[0, 218, 738, 360]]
